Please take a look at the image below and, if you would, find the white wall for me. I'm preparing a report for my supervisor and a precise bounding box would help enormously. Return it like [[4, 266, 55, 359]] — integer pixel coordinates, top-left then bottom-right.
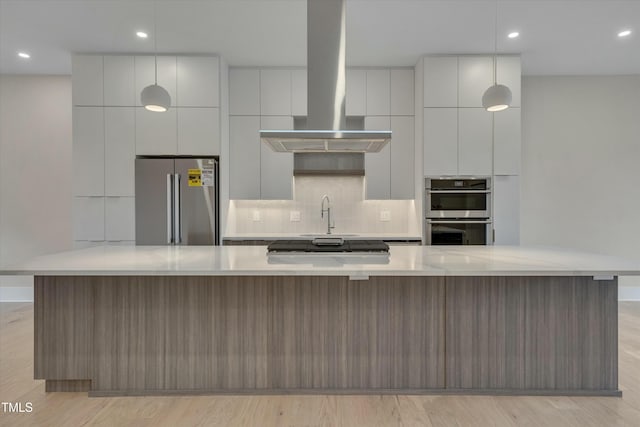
[[521, 75, 640, 299], [0, 75, 73, 301]]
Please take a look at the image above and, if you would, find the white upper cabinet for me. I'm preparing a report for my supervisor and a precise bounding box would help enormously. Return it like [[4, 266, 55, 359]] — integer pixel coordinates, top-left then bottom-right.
[[260, 69, 292, 115], [73, 107, 104, 196], [229, 68, 260, 115], [135, 107, 177, 155], [229, 116, 261, 199], [365, 116, 392, 199], [177, 108, 220, 155], [458, 109, 493, 175], [134, 56, 177, 108], [493, 175, 520, 245], [346, 69, 366, 116], [494, 107, 521, 175], [423, 57, 457, 107], [260, 116, 293, 200], [497, 56, 521, 107], [176, 56, 219, 107], [103, 56, 135, 106], [105, 107, 135, 196], [105, 197, 135, 241], [366, 69, 391, 116], [390, 116, 415, 199], [458, 56, 493, 108], [291, 69, 308, 117], [72, 55, 103, 106], [423, 108, 458, 176], [390, 69, 414, 116]]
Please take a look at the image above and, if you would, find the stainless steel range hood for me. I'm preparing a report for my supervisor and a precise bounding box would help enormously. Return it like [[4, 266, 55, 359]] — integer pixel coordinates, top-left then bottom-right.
[[260, 0, 391, 155], [261, 130, 390, 153]]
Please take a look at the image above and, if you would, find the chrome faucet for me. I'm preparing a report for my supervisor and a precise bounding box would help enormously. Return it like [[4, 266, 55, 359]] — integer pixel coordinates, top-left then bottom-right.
[[320, 194, 335, 234]]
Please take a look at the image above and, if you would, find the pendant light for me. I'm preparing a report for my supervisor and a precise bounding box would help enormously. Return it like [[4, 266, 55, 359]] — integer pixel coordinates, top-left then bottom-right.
[[141, 0, 171, 112], [482, 0, 512, 112]]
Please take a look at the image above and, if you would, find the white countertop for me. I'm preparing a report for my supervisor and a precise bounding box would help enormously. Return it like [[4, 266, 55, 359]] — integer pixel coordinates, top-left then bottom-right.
[[223, 233, 423, 241], [2, 245, 639, 277]]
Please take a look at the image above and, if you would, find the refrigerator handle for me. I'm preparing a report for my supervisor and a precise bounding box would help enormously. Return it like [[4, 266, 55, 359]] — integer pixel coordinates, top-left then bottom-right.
[[174, 174, 182, 244], [166, 174, 174, 244]]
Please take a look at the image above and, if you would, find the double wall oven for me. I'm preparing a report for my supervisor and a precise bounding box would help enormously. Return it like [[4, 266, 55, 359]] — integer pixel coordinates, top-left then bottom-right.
[[425, 177, 492, 245]]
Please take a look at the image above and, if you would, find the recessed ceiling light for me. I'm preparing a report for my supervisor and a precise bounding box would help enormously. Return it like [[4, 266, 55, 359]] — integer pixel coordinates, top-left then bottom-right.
[[507, 32, 520, 39], [618, 29, 632, 38], [17, 52, 30, 59], [136, 31, 148, 39]]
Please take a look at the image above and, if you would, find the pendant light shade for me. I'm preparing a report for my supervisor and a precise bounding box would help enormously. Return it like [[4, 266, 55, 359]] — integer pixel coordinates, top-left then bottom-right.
[[140, 0, 170, 112], [141, 84, 171, 112], [482, 84, 512, 112], [483, 0, 512, 112]]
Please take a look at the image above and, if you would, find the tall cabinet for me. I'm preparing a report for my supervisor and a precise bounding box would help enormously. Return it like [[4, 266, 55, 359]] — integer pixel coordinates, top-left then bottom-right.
[[418, 55, 521, 244], [72, 54, 225, 248]]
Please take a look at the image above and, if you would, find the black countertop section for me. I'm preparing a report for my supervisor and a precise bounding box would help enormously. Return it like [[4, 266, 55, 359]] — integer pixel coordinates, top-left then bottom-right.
[[267, 240, 390, 253]]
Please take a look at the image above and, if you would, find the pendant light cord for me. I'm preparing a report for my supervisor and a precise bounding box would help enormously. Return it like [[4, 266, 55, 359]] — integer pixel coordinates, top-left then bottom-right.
[[154, 0, 158, 84], [493, 0, 498, 85]]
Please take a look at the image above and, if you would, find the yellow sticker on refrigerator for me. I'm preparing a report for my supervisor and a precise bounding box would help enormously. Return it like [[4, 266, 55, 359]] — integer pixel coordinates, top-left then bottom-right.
[[188, 169, 202, 187]]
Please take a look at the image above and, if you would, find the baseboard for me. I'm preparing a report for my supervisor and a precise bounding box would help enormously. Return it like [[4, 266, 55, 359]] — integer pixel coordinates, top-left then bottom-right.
[[619, 286, 640, 301], [0, 275, 34, 302], [88, 388, 622, 397], [0, 286, 34, 302]]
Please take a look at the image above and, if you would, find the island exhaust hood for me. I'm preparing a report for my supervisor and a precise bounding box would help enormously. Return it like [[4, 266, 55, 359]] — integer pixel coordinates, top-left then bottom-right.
[[260, 0, 391, 154]]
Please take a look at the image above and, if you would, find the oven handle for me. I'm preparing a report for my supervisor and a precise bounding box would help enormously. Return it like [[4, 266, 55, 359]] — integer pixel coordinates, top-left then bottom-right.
[[426, 189, 491, 194], [427, 219, 492, 224]]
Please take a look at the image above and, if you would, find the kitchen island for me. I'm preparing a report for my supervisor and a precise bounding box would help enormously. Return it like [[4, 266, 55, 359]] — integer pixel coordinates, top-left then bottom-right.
[[3, 245, 638, 397]]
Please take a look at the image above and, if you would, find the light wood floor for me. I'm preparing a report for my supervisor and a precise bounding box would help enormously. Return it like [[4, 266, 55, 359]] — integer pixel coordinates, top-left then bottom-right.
[[1, 302, 640, 427]]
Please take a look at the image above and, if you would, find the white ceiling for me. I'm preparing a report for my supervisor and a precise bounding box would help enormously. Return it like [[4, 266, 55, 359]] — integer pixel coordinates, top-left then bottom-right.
[[1, 0, 639, 76]]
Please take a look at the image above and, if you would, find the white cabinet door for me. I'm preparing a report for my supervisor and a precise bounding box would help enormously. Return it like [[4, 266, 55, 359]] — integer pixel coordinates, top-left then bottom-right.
[[103, 56, 135, 106], [423, 57, 457, 107], [494, 107, 521, 175], [176, 56, 219, 107], [458, 56, 493, 108], [458, 109, 492, 175], [390, 69, 414, 116], [291, 69, 307, 116], [366, 70, 390, 116], [135, 107, 177, 155], [105, 107, 135, 196], [105, 197, 135, 241], [177, 108, 220, 155], [497, 56, 521, 107], [260, 116, 293, 200], [423, 108, 457, 176], [390, 116, 415, 199], [229, 68, 260, 115], [493, 175, 520, 245], [73, 107, 104, 196], [365, 116, 391, 199], [346, 69, 366, 116], [229, 116, 261, 199], [134, 56, 177, 107], [72, 55, 103, 106], [260, 69, 292, 115], [73, 197, 104, 241]]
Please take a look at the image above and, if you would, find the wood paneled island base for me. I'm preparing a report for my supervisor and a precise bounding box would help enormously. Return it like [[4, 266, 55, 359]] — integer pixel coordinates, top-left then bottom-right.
[[34, 275, 619, 396]]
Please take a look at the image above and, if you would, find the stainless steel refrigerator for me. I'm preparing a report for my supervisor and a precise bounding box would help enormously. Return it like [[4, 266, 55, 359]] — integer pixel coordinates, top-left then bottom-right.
[[135, 157, 219, 245]]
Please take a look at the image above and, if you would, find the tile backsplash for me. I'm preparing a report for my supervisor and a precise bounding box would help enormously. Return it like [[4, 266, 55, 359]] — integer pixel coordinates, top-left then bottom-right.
[[228, 176, 416, 235]]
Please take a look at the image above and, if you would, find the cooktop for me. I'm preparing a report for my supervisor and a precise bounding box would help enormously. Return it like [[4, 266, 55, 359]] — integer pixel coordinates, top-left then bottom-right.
[[267, 240, 389, 254]]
